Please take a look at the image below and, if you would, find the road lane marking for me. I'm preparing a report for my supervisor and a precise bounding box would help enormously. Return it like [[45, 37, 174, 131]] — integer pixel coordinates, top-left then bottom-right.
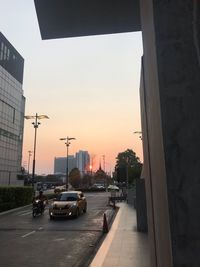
[[16, 210, 30, 215], [19, 211, 32, 216], [18, 209, 47, 217], [22, 231, 36, 238]]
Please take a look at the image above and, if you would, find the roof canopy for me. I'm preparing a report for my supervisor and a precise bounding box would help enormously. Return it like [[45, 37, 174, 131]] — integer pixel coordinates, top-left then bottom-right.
[[34, 0, 141, 40]]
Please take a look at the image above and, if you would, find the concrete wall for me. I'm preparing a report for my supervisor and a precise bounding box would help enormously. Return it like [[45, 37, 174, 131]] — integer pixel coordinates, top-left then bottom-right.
[[140, 52, 172, 266], [140, 1, 200, 266], [140, 1, 172, 266], [136, 178, 148, 232]]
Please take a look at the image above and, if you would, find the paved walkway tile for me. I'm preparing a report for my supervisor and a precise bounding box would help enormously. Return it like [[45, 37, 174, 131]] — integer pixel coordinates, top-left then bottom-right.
[[90, 202, 150, 267]]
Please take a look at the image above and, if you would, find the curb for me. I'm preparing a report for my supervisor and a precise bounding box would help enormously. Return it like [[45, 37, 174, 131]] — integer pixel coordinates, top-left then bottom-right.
[[81, 207, 119, 267]]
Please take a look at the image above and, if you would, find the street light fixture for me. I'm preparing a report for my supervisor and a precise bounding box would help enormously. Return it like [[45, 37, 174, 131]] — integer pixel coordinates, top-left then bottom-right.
[[134, 131, 142, 140], [60, 137, 76, 190], [25, 113, 49, 186]]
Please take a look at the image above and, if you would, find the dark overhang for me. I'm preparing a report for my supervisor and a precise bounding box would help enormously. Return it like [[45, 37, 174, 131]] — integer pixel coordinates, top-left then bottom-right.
[[34, 0, 141, 40]]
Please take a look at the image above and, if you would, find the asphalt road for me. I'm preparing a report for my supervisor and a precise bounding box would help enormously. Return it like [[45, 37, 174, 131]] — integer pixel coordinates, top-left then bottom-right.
[[0, 191, 112, 267]]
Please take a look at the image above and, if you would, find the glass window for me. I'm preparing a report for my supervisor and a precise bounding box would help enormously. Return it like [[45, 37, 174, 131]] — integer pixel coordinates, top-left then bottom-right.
[[7, 49, 10, 60], [57, 193, 78, 201], [4, 46, 7, 60]]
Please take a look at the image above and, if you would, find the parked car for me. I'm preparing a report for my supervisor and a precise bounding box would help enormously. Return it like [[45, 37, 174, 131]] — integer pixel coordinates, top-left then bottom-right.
[[91, 184, 106, 190], [108, 185, 120, 192], [54, 185, 66, 194], [49, 191, 87, 219]]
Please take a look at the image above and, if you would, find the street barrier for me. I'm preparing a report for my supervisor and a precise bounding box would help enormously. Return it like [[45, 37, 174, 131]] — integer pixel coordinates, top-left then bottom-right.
[[103, 213, 108, 233], [102, 209, 116, 233]]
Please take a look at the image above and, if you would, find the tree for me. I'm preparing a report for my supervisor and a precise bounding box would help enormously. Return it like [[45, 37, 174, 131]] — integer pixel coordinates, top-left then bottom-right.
[[82, 174, 92, 188], [69, 168, 81, 188], [115, 149, 142, 185]]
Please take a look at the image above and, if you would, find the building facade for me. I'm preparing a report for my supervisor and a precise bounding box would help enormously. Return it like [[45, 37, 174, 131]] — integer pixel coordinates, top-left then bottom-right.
[[54, 156, 76, 175], [75, 150, 90, 176], [0, 32, 25, 185], [54, 151, 90, 176]]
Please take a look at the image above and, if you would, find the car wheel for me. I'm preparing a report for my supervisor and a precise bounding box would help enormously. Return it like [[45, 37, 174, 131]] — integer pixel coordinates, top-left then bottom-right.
[[83, 204, 87, 213]]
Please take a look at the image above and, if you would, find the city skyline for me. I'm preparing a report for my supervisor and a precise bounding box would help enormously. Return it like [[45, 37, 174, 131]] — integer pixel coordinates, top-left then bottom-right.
[[1, 0, 143, 175], [54, 150, 90, 176]]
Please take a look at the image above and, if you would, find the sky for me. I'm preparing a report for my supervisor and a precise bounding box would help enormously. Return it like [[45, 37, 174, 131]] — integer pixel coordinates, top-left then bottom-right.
[[1, 0, 143, 175]]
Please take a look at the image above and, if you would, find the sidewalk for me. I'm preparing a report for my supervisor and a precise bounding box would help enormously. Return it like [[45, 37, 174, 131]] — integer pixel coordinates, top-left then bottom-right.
[[90, 202, 150, 267]]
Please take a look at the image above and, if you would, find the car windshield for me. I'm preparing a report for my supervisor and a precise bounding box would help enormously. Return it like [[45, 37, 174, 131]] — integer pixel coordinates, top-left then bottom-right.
[[56, 193, 78, 201]]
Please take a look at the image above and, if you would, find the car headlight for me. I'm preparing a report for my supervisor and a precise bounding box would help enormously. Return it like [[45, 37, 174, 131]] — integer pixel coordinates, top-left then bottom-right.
[[69, 203, 77, 208]]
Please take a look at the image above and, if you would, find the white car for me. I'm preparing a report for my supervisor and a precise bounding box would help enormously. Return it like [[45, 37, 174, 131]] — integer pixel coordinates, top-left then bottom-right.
[[108, 185, 120, 192]]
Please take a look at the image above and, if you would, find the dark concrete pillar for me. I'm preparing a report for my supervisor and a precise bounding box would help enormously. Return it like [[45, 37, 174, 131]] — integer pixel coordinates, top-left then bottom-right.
[[136, 178, 148, 232], [140, 1, 200, 266]]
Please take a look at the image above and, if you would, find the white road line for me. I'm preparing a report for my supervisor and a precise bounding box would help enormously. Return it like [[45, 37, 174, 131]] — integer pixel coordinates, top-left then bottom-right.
[[19, 211, 32, 216], [16, 210, 30, 215], [22, 231, 36, 238], [19, 209, 47, 217]]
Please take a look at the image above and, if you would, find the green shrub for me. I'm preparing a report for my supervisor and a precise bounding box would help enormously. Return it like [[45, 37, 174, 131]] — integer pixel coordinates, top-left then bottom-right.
[[0, 186, 34, 212]]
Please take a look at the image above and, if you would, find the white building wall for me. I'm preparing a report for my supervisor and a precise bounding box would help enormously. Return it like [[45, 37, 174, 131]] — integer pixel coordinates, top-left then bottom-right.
[[0, 33, 25, 186], [0, 66, 24, 185]]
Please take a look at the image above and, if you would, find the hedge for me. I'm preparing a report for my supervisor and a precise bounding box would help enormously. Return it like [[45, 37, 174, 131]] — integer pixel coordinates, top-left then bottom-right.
[[0, 186, 34, 212]]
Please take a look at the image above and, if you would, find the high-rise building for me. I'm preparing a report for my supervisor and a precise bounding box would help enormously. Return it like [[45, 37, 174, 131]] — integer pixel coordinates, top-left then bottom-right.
[[0, 32, 25, 185], [54, 151, 90, 176], [54, 156, 76, 175], [75, 150, 90, 176]]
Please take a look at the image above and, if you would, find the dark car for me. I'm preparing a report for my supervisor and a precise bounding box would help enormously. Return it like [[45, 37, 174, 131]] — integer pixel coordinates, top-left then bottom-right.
[[49, 191, 87, 219]]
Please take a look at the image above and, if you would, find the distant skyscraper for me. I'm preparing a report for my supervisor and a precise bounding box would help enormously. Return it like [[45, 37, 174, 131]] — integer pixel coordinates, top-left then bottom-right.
[[0, 32, 25, 185], [54, 156, 76, 174], [75, 150, 90, 176], [54, 151, 90, 176]]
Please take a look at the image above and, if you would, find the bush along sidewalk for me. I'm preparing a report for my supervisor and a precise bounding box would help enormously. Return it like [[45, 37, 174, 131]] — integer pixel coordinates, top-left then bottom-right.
[[0, 186, 34, 212]]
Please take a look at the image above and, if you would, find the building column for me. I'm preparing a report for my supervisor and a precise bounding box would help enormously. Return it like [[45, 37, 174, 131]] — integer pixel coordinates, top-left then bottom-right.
[[140, 1, 200, 266]]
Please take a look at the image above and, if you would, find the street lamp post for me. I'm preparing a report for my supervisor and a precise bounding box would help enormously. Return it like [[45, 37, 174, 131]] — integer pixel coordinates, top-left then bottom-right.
[[126, 157, 129, 189], [60, 137, 76, 190], [27, 150, 32, 175], [25, 113, 49, 186], [102, 155, 105, 172]]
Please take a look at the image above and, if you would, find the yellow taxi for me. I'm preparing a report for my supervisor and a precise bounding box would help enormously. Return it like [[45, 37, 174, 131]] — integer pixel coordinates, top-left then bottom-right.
[[49, 191, 87, 219]]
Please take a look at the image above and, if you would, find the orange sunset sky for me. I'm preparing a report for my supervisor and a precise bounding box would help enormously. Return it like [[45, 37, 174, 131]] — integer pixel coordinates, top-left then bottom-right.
[[1, 0, 143, 175]]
